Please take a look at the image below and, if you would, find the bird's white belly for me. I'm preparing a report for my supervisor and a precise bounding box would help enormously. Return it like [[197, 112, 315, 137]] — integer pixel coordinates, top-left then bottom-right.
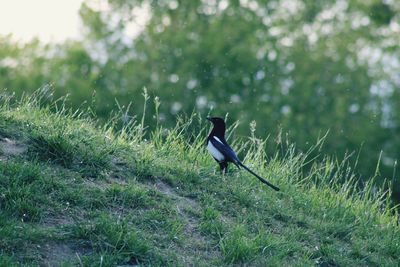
[[207, 141, 225, 162]]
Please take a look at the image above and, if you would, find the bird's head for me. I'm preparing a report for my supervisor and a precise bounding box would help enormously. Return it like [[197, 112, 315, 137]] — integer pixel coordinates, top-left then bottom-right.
[[207, 117, 226, 138], [206, 116, 225, 126]]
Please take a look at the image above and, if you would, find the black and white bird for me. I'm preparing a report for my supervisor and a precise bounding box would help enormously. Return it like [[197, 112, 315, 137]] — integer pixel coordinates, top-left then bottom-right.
[[206, 117, 280, 191]]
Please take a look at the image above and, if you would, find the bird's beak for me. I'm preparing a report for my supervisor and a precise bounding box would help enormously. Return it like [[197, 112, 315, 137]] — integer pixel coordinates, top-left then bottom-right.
[[206, 117, 212, 122]]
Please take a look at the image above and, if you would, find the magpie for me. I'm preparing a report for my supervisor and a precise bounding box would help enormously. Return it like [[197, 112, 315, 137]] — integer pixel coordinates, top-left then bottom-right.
[[206, 117, 280, 191]]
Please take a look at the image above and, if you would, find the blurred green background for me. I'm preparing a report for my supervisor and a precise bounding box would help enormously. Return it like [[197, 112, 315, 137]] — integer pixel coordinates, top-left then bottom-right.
[[1, 0, 399, 202]]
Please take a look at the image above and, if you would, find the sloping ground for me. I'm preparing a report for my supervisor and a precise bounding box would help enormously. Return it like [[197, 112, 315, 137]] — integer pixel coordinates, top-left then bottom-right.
[[0, 100, 399, 266]]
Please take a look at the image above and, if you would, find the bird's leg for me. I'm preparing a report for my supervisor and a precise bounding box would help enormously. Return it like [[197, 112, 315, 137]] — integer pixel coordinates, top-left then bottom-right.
[[219, 162, 227, 182], [219, 163, 225, 174], [219, 161, 228, 175]]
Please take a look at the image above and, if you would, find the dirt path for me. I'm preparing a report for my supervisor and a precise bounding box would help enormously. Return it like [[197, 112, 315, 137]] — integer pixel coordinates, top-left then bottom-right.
[[152, 179, 221, 263]]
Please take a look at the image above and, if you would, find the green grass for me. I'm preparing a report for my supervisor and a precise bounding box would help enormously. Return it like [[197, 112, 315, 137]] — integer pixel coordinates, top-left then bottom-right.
[[0, 92, 399, 266]]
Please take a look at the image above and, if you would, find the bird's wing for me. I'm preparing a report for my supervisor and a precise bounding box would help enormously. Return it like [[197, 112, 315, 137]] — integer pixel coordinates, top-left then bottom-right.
[[209, 137, 241, 165]]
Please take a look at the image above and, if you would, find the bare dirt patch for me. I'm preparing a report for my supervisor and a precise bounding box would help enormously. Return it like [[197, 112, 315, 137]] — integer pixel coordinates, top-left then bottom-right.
[[41, 243, 91, 267], [107, 156, 129, 185], [41, 215, 74, 229], [154, 180, 197, 209], [41, 243, 76, 266], [0, 137, 26, 159]]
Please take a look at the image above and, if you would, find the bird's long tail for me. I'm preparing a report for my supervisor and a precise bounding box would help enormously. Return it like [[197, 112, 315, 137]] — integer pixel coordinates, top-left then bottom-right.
[[238, 162, 280, 191]]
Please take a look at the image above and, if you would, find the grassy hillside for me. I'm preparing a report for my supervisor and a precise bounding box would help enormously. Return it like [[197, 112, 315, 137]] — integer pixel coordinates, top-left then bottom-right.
[[0, 93, 399, 266]]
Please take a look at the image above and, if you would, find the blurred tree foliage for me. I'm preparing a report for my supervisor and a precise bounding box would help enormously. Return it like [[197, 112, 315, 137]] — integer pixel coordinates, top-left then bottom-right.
[[1, 0, 399, 199]]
